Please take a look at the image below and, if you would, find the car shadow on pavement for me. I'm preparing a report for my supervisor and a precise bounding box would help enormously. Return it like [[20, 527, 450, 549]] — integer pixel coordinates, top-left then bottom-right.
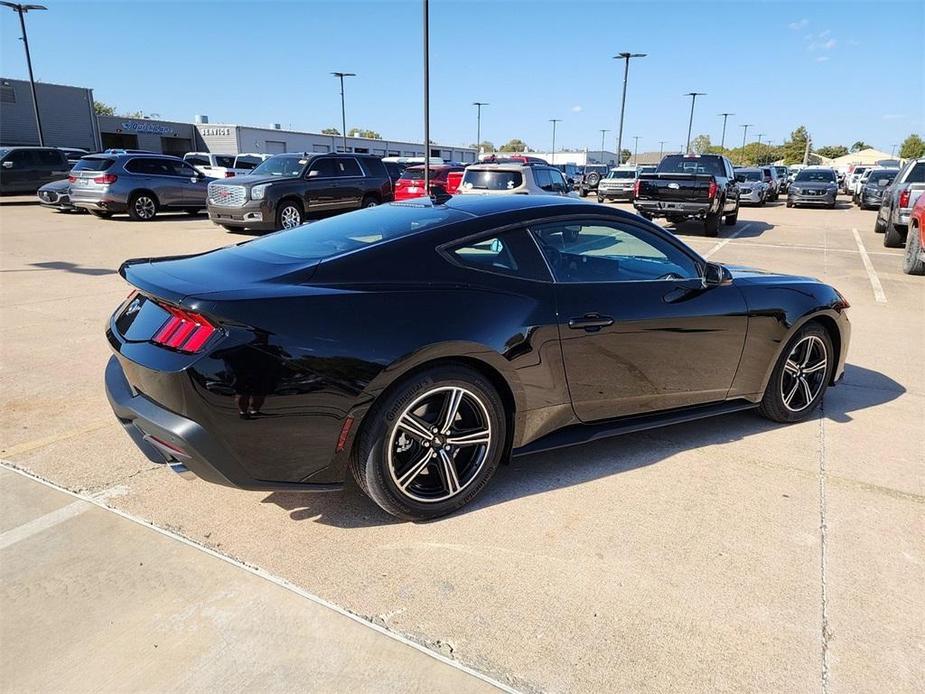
[[670, 220, 775, 239], [13, 261, 118, 276], [260, 364, 903, 527]]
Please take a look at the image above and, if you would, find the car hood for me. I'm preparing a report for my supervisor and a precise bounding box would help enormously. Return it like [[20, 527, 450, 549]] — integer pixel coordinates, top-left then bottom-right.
[[39, 179, 70, 192], [724, 264, 817, 284], [211, 173, 298, 187]]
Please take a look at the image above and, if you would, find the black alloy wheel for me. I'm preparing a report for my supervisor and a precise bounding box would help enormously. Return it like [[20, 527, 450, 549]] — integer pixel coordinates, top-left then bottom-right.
[[759, 323, 832, 423]]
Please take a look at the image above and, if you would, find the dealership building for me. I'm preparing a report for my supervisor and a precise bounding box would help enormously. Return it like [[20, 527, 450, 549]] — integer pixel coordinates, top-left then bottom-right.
[[1, 76, 476, 162]]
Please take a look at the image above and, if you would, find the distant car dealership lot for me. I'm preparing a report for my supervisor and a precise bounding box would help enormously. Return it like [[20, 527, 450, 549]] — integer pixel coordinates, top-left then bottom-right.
[[1, 195, 921, 693]]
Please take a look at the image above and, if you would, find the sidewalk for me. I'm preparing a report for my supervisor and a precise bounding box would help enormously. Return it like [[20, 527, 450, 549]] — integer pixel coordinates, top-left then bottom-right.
[[0, 468, 502, 693]]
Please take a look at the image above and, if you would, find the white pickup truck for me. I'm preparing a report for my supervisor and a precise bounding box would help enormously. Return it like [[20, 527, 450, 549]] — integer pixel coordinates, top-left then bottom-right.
[[183, 152, 253, 178]]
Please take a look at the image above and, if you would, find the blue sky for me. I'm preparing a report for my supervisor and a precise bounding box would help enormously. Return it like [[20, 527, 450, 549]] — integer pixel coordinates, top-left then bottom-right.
[[1, 0, 922, 152]]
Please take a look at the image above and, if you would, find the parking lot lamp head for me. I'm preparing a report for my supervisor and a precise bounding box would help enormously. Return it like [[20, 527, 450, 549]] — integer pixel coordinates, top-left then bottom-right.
[[331, 72, 355, 152], [612, 52, 646, 163], [1, 2, 47, 147], [683, 92, 706, 154]]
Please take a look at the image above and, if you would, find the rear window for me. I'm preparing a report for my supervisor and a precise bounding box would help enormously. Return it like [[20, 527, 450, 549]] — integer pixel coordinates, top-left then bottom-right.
[[795, 169, 836, 183], [400, 168, 426, 180], [234, 156, 262, 169], [72, 158, 115, 172], [241, 203, 470, 261], [657, 155, 725, 177], [214, 156, 235, 168], [460, 169, 523, 191], [867, 172, 897, 185]]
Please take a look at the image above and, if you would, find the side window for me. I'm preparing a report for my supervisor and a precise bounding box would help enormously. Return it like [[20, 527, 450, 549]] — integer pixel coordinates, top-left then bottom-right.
[[530, 220, 698, 283], [173, 161, 198, 177], [124, 158, 150, 174], [359, 156, 386, 177], [448, 228, 550, 281], [550, 170, 568, 192], [906, 162, 925, 184], [533, 167, 553, 191], [337, 158, 363, 177], [5, 150, 35, 167], [308, 158, 337, 178], [185, 155, 209, 166], [36, 150, 64, 166]]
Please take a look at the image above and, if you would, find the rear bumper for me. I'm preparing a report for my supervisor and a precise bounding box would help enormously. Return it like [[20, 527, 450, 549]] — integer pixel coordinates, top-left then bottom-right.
[[633, 199, 715, 217], [105, 355, 342, 492]]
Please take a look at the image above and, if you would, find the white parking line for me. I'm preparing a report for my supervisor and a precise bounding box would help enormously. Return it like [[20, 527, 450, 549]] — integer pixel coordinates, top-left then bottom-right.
[[0, 500, 90, 551], [851, 227, 887, 303], [703, 223, 751, 258], [692, 239, 903, 257]]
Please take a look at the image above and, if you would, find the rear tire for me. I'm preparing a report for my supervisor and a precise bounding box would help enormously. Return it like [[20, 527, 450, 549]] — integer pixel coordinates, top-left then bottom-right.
[[597, 195, 605, 204], [902, 224, 925, 275], [638, 210, 653, 221], [873, 215, 887, 233], [128, 193, 158, 221], [704, 211, 720, 237], [361, 195, 379, 209], [883, 223, 905, 248], [91, 210, 112, 219], [724, 204, 739, 226], [758, 322, 833, 424], [351, 365, 507, 520], [786, 199, 793, 208]]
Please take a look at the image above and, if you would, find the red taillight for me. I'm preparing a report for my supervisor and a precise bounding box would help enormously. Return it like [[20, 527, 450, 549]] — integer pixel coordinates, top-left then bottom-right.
[[224, 171, 235, 177], [93, 173, 118, 185], [68, 175, 77, 183], [151, 304, 217, 353], [633, 179, 641, 197], [899, 190, 911, 208], [707, 180, 718, 199]]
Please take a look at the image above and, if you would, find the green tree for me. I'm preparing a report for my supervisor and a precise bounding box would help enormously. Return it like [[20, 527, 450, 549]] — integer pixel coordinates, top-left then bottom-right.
[[499, 138, 528, 152], [348, 128, 381, 139], [815, 145, 849, 159], [321, 127, 340, 135], [620, 148, 632, 164], [690, 134, 712, 155], [779, 126, 811, 165], [93, 100, 116, 116], [899, 133, 925, 159], [850, 140, 871, 153], [470, 140, 495, 153]]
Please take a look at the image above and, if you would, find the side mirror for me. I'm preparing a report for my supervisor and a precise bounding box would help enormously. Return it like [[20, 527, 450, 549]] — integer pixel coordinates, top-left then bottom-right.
[[703, 262, 728, 287], [2, 161, 13, 169], [190, 177, 199, 183]]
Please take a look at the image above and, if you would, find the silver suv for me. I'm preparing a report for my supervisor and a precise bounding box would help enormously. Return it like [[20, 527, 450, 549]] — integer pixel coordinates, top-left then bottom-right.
[[456, 163, 575, 196], [70, 154, 213, 221]]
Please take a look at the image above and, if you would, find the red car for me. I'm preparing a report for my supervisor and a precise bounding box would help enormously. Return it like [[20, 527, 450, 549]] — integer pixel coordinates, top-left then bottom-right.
[[904, 193, 925, 275], [393, 165, 465, 200]]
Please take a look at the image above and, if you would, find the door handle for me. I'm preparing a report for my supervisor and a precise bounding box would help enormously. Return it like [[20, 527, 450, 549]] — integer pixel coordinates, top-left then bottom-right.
[[568, 313, 614, 331]]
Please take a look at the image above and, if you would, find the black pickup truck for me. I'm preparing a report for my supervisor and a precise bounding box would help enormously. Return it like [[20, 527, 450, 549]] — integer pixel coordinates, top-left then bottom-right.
[[633, 154, 740, 236]]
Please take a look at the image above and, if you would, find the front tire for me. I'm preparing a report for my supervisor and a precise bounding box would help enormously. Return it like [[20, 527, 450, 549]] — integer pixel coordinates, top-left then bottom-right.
[[276, 200, 303, 230], [724, 204, 739, 226], [351, 365, 507, 520], [758, 322, 833, 423], [361, 195, 379, 209], [128, 193, 158, 221]]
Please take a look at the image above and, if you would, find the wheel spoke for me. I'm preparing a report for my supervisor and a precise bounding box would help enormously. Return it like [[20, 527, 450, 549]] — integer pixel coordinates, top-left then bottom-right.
[[800, 377, 814, 406], [397, 413, 434, 442], [803, 359, 827, 374], [783, 378, 800, 406], [446, 428, 491, 447], [396, 449, 433, 491], [784, 360, 800, 375], [441, 388, 464, 434], [801, 337, 817, 366], [437, 450, 460, 495]]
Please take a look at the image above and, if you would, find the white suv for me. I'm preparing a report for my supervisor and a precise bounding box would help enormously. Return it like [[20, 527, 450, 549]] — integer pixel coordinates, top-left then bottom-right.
[[457, 163, 577, 197], [183, 152, 243, 178]]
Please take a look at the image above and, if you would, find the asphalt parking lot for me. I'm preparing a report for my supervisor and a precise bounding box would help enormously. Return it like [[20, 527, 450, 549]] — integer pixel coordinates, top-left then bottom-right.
[[1, 195, 922, 693]]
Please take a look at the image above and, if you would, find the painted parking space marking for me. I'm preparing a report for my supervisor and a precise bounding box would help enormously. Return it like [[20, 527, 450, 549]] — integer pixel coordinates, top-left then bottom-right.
[[703, 223, 752, 258], [850, 227, 887, 303], [0, 500, 90, 551]]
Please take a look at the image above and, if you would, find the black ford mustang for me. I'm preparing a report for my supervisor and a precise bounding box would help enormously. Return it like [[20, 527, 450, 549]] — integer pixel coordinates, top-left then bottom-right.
[[106, 195, 850, 519]]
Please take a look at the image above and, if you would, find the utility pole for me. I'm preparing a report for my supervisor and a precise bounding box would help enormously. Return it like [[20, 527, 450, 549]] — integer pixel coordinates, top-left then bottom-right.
[[632, 135, 640, 166], [550, 119, 561, 164], [473, 101, 488, 157], [756, 133, 764, 165], [331, 72, 355, 152], [2, 2, 47, 146], [599, 129, 609, 165], [658, 140, 666, 160], [718, 112, 734, 151], [422, 0, 430, 192], [684, 92, 706, 153], [613, 52, 646, 165]]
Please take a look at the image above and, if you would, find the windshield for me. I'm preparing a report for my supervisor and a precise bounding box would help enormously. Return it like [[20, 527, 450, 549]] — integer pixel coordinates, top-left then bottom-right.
[[735, 171, 762, 182], [241, 203, 470, 260], [774, 167, 788, 176], [795, 169, 836, 183], [72, 158, 115, 172], [250, 154, 307, 177], [657, 155, 725, 177], [606, 170, 636, 179], [460, 169, 523, 191]]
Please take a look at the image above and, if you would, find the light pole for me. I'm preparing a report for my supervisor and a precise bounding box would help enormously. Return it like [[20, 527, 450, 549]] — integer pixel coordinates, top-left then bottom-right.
[[765, 140, 773, 165], [658, 140, 666, 159], [684, 92, 706, 154], [599, 128, 609, 165], [613, 52, 646, 164], [756, 133, 764, 165], [632, 136, 640, 166], [550, 119, 561, 163], [2, 3, 47, 146], [890, 144, 897, 158], [718, 112, 734, 151], [331, 71, 355, 153], [473, 101, 488, 156], [739, 123, 753, 164], [422, 0, 430, 191]]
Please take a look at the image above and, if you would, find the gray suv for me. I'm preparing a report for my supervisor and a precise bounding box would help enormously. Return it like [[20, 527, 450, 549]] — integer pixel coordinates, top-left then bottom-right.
[[0, 146, 70, 194], [70, 154, 213, 220]]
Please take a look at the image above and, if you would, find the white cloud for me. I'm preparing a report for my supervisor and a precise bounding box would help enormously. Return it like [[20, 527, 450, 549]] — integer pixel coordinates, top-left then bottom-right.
[[571, 105, 583, 113], [882, 114, 906, 120], [824, 38, 837, 49], [816, 56, 830, 62], [789, 18, 809, 30]]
